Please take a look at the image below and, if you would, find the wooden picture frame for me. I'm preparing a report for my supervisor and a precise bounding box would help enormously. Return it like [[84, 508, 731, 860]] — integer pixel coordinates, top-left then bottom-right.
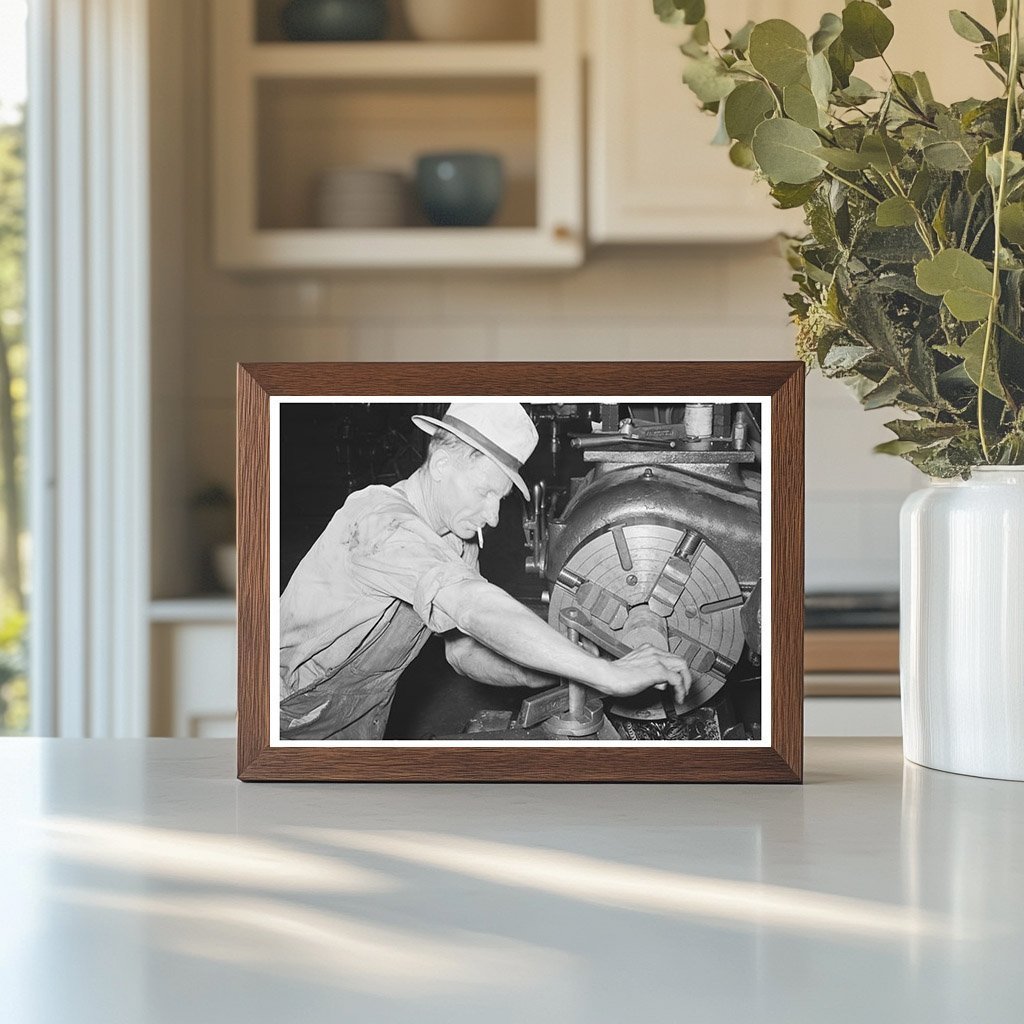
[[237, 362, 804, 782]]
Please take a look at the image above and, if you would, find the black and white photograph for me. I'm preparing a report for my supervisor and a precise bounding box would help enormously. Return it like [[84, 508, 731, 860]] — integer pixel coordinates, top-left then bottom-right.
[[270, 396, 769, 745]]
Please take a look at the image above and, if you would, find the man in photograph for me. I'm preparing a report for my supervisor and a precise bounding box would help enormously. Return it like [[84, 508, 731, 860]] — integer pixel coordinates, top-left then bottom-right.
[[278, 401, 691, 740]]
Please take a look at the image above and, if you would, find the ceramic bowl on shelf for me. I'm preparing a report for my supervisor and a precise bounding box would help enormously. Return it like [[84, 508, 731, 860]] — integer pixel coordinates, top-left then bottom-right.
[[280, 0, 388, 42], [315, 167, 407, 228], [402, 0, 533, 41], [414, 152, 504, 227]]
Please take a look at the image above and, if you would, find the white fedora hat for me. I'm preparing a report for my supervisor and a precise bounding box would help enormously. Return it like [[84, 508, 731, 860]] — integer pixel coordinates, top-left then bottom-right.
[[412, 402, 538, 499]]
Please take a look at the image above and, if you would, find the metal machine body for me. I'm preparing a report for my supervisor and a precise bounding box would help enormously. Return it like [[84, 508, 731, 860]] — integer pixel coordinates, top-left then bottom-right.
[[523, 403, 762, 732]]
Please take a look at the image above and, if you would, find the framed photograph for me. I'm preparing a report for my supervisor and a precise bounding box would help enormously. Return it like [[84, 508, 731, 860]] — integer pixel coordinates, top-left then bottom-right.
[[237, 362, 804, 782]]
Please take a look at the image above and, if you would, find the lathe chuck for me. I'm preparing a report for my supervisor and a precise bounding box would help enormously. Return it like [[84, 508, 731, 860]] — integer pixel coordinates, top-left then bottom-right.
[[547, 522, 745, 718]]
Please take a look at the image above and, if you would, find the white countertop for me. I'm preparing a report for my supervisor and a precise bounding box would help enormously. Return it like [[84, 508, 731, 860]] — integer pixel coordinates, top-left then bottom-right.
[[1, 738, 1020, 1023]]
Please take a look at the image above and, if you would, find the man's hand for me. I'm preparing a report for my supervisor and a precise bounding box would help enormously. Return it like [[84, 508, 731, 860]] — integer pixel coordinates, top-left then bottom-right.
[[594, 644, 693, 706], [443, 578, 695, 704]]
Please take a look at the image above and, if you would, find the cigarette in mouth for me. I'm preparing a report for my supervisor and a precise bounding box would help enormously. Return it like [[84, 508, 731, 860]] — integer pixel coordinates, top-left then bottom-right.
[[477, 527, 484, 549]]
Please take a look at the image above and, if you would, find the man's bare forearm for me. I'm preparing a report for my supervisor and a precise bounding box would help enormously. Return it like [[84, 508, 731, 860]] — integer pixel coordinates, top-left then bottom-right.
[[446, 634, 555, 689], [440, 580, 612, 690], [437, 579, 691, 702]]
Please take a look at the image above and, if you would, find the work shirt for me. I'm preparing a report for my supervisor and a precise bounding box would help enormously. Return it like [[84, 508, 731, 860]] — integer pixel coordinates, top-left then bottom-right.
[[279, 473, 480, 740]]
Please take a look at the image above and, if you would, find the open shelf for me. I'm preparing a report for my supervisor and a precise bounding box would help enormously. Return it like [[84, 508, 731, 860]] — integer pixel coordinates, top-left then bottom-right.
[[254, 0, 539, 44], [256, 76, 537, 232], [248, 41, 544, 77], [217, 227, 579, 269], [212, 0, 581, 268]]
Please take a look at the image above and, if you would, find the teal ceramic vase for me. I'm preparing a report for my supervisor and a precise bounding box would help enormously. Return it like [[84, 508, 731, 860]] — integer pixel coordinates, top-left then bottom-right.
[[415, 152, 505, 227], [281, 0, 388, 41]]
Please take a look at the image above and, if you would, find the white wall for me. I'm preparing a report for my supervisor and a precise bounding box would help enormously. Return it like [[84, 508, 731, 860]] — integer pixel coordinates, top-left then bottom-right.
[[153, 0, 920, 599]]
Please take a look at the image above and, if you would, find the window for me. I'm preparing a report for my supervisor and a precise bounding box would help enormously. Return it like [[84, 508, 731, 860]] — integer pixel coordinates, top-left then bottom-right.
[[0, 0, 28, 734]]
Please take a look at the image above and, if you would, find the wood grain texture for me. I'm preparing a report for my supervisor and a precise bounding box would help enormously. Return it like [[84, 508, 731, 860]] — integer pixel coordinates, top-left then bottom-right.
[[236, 361, 805, 783], [805, 629, 899, 674], [770, 364, 804, 783], [237, 365, 270, 778]]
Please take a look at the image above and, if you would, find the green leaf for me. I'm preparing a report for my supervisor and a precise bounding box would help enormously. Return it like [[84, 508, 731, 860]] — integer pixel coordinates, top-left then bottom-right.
[[691, 19, 710, 45], [908, 334, 941, 402], [967, 144, 991, 194], [912, 71, 935, 104], [884, 418, 963, 443], [810, 12, 843, 54], [874, 439, 921, 455], [860, 133, 904, 173], [837, 76, 879, 104], [770, 180, 820, 209], [979, 32, 1015, 75], [842, 1, 895, 59], [986, 150, 1024, 191], [932, 190, 950, 247], [653, 0, 705, 26], [723, 81, 775, 144], [944, 325, 1006, 398], [748, 20, 809, 87], [751, 118, 828, 184], [915, 250, 994, 322], [653, 0, 682, 24], [724, 20, 755, 53], [729, 140, 757, 169], [682, 57, 736, 104], [908, 164, 933, 205], [784, 80, 824, 129], [891, 72, 922, 110], [862, 374, 903, 409], [876, 197, 918, 228], [948, 10, 994, 44], [684, 2, 706, 27], [944, 289, 994, 324], [827, 37, 855, 89], [993, 0, 1008, 24], [923, 140, 972, 171], [807, 190, 841, 249], [813, 146, 872, 170], [1000, 203, 1024, 245], [808, 51, 833, 109]]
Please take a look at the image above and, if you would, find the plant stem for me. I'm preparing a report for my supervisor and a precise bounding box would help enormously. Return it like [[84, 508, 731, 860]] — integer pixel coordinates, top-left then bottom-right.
[[884, 170, 938, 255], [882, 54, 929, 119], [997, 319, 1024, 345], [961, 191, 979, 249], [822, 167, 880, 204], [979, 0, 1021, 461], [969, 213, 994, 253], [750, 69, 783, 117]]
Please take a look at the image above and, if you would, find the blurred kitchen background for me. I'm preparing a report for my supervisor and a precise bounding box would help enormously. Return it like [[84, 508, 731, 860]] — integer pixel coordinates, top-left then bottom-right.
[[0, 0, 997, 740]]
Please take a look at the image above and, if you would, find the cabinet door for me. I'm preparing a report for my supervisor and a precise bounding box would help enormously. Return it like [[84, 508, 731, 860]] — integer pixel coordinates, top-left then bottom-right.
[[588, 0, 814, 243], [588, 0, 997, 244]]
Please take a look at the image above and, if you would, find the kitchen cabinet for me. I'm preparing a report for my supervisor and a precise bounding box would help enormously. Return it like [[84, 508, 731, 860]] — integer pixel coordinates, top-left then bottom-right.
[[586, 0, 999, 244], [150, 601, 237, 737], [804, 626, 900, 736], [211, 0, 583, 268], [146, 610, 901, 738], [587, 0, 810, 243]]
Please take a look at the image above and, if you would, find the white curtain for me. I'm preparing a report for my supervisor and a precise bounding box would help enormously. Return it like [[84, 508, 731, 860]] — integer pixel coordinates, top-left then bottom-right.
[[28, 0, 150, 736]]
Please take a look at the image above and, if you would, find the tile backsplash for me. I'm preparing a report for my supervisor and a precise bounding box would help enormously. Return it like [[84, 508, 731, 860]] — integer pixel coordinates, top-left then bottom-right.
[[179, 245, 917, 594]]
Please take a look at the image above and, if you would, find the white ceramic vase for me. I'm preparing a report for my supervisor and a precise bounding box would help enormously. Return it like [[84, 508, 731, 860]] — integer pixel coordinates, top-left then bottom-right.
[[900, 467, 1024, 780]]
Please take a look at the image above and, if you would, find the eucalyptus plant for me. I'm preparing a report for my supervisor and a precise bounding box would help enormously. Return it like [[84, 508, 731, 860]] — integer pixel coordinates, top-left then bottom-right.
[[657, 0, 1024, 476]]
